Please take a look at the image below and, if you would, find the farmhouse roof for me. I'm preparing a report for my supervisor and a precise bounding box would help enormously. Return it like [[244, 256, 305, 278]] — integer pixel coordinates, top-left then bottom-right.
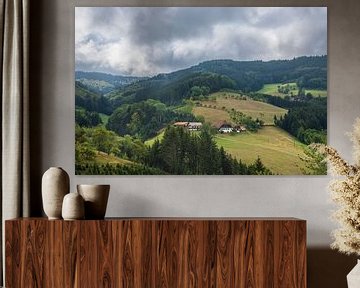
[[234, 125, 247, 131], [173, 122, 189, 127], [214, 121, 232, 129]]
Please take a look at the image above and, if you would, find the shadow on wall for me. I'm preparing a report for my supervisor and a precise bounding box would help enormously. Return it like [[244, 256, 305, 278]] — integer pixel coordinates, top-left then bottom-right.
[[308, 248, 357, 288], [107, 192, 183, 217], [29, 0, 47, 216]]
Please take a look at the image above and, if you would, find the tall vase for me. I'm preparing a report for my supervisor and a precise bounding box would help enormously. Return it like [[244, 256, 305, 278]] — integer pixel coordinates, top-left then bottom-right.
[[42, 167, 70, 219], [347, 260, 360, 288]]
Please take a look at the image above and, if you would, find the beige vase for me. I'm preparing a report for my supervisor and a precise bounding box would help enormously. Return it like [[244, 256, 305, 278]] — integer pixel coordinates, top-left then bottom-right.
[[77, 184, 110, 219], [42, 167, 70, 219], [62, 192, 85, 220], [347, 260, 360, 288]]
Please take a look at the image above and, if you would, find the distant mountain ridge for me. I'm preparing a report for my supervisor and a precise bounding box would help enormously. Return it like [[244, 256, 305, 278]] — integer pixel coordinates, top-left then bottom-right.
[[162, 55, 327, 90], [103, 55, 327, 106], [75, 71, 147, 94]]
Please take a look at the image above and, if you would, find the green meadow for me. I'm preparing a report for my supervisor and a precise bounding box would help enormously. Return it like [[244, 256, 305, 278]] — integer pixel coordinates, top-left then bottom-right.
[[94, 151, 133, 165], [257, 83, 327, 98], [214, 126, 307, 175], [195, 92, 287, 125]]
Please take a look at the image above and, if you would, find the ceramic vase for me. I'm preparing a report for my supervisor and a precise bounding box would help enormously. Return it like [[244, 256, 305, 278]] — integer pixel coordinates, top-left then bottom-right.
[[77, 184, 110, 219], [347, 259, 360, 288], [62, 192, 85, 220], [42, 167, 70, 219]]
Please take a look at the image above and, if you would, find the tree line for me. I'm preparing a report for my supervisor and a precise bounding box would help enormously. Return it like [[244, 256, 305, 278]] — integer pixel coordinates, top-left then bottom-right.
[[107, 72, 237, 107], [76, 163, 165, 175], [75, 125, 272, 175], [145, 126, 271, 175], [196, 56, 327, 91], [75, 108, 102, 127], [77, 56, 326, 105], [106, 99, 199, 140], [75, 82, 112, 114], [274, 97, 327, 144]]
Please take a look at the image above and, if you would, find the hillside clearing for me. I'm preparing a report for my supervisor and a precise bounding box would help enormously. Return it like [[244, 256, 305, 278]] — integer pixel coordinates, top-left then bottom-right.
[[194, 92, 287, 125], [95, 151, 133, 165], [193, 106, 231, 126], [305, 88, 327, 97], [99, 113, 110, 125], [257, 83, 327, 98], [215, 126, 307, 175], [145, 130, 165, 146]]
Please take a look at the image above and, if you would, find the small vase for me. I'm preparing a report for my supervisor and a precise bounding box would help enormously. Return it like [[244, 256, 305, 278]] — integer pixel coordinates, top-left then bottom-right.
[[347, 259, 360, 288], [62, 192, 85, 220], [42, 167, 70, 219], [77, 184, 110, 219]]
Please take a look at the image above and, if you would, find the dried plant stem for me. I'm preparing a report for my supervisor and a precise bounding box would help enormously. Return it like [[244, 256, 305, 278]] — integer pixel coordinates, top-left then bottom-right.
[[315, 118, 360, 256]]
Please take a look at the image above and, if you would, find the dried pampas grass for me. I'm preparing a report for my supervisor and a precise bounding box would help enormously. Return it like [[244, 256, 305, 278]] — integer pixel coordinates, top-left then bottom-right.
[[314, 118, 360, 256]]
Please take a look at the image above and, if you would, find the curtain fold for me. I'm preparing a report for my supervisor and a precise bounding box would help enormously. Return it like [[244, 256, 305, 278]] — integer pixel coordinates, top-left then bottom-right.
[[0, 0, 30, 284]]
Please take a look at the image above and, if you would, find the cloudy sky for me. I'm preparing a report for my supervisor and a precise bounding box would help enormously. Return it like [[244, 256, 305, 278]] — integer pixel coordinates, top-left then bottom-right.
[[75, 7, 327, 77]]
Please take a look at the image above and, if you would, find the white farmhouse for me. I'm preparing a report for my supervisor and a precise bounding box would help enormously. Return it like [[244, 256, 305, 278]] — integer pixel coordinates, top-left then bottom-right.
[[215, 121, 233, 133]]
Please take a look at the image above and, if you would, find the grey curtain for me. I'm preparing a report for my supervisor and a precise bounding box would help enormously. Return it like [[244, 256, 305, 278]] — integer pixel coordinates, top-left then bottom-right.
[[0, 0, 30, 284]]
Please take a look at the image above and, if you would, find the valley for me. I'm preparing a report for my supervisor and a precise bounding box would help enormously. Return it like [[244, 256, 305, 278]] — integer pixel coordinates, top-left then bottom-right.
[[75, 56, 327, 175]]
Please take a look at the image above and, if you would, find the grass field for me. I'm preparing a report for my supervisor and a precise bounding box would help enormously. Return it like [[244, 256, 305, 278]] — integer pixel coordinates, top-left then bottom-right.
[[95, 151, 133, 165], [193, 92, 287, 125], [174, 101, 194, 114], [305, 88, 327, 97], [145, 130, 165, 146], [257, 83, 327, 98], [257, 83, 294, 96], [214, 126, 307, 175], [146, 126, 308, 174], [145, 91, 310, 174], [193, 106, 231, 125], [99, 113, 110, 125], [145, 129, 202, 146]]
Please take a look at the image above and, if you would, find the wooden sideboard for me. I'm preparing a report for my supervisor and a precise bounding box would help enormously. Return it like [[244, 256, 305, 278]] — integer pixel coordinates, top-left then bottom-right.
[[5, 218, 306, 287]]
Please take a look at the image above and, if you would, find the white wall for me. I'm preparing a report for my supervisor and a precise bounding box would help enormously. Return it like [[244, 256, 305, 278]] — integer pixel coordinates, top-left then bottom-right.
[[31, 0, 360, 247]]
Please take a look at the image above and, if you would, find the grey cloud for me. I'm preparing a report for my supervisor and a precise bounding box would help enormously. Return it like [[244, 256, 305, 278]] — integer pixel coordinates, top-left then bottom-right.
[[84, 7, 124, 29], [76, 33, 107, 46], [127, 7, 252, 45], [75, 7, 327, 76], [251, 7, 324, 29], [276, 9, 327, 58]]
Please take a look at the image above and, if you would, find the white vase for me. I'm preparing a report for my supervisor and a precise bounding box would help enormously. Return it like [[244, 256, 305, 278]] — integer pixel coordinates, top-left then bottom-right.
[[77, 184, 110, 219], [42, 167, 70, 219], [347, 259, 360, 288], [62, 192, 85, 220]]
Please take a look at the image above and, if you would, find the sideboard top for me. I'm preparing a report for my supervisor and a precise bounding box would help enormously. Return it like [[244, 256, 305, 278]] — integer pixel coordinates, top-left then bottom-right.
[[6, 217, 305, 222]]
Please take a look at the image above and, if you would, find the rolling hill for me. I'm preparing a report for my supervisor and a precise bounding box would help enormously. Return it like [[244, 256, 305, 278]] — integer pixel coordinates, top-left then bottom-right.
[[215, 126, 307, 174], [75, 56, 327, 175], [194, 92, 287, 125], [75, 81, 112, 114], [104, 55, 327, 106]]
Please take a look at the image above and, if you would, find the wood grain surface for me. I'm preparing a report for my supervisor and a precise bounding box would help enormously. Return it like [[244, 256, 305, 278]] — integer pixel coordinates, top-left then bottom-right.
[[5, 218, 306, 287]]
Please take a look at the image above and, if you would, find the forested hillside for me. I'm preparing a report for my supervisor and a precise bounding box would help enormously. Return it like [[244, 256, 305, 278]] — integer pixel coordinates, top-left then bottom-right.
[[75, 71, 146, 94], [75, 55, 327, 175], [103, 55, 326, 106]]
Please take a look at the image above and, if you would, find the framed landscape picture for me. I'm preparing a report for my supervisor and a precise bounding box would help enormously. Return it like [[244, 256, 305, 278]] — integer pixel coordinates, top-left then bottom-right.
[[75, 7, 327, 175]]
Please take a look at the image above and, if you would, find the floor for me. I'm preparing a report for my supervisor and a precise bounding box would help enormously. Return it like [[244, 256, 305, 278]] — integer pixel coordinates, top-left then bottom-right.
[[308, 248, 357, 287]]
